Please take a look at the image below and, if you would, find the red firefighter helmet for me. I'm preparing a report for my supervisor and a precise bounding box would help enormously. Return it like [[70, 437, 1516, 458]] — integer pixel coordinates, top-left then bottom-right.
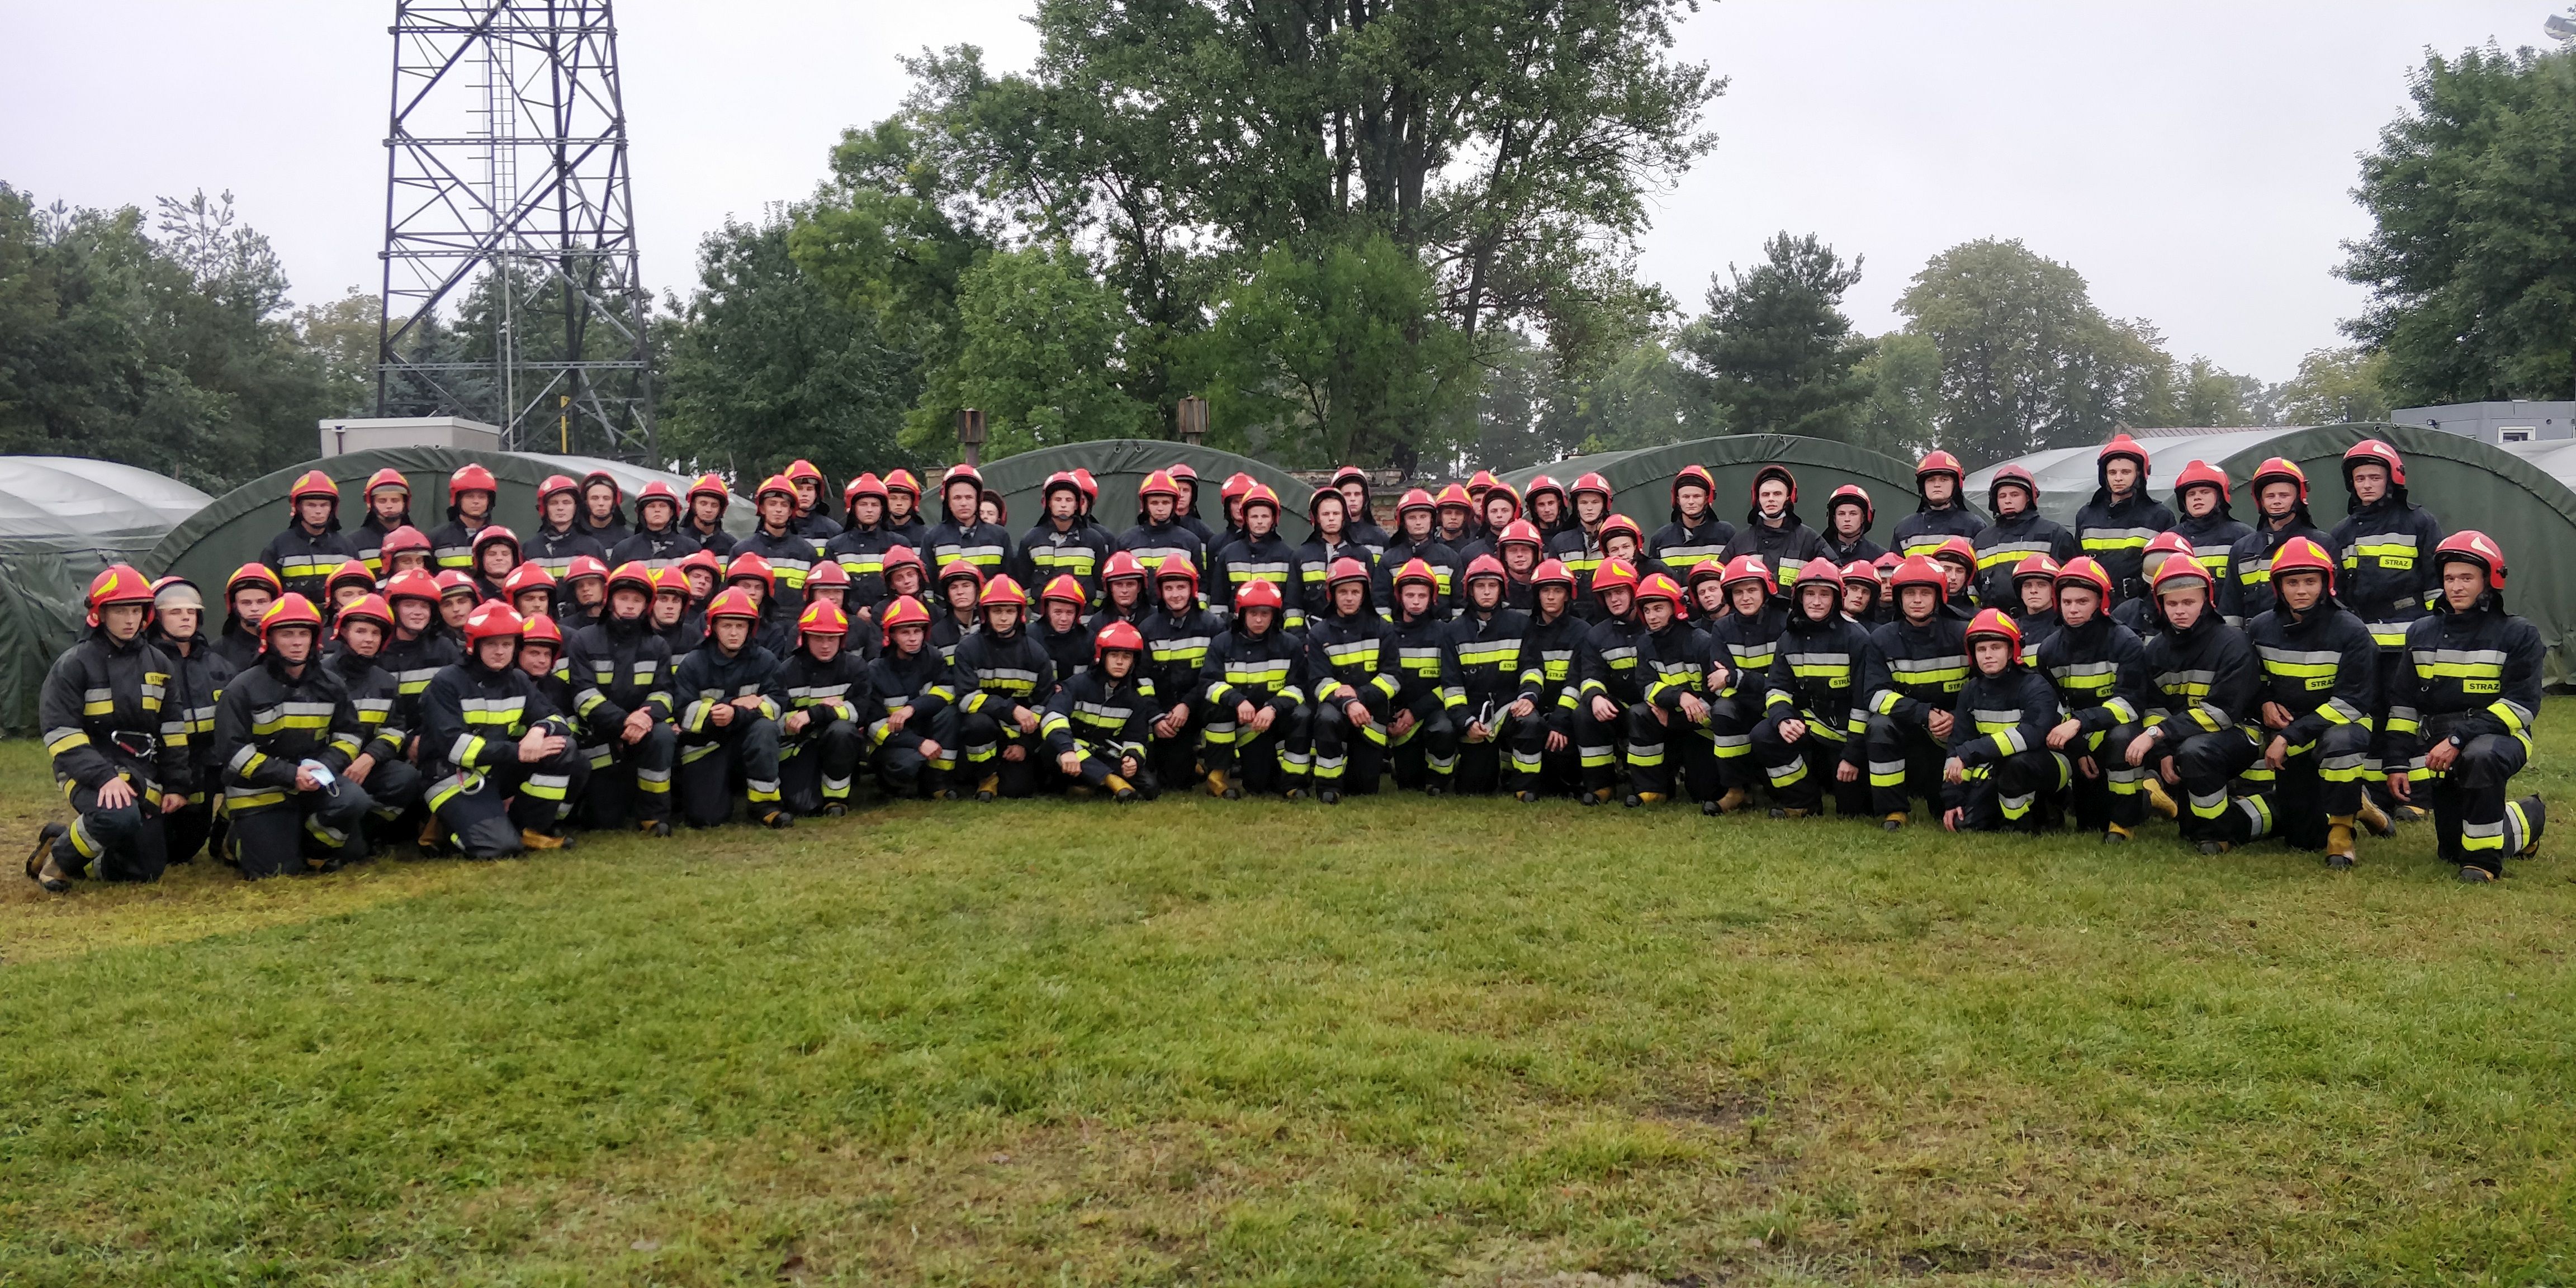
[[502, 564, 556, 600], [226, 562, 284, 602], [259, 593, 325, 645], [1826, 483, 1874, 529], [564, 555, 609, 586], [1985, 465, 2038, 514], [1634, 571, 1684, 608], [1498, 519, 1544, 551], [1890, 555, 1948, 595], [1234, 577, 1285, 612], [84, 564, 156, 627], [2053, 557, 2114, 602], [883, 468, 923, 500], [459, 599, 522, 645], [2267, 536, 2337, 594], [805, 558, 851, 593], [1095, 619, 1145, 661], [726, 552, 776, 592], [448, 463, 498, 504], [519, 613, 565, 652], [287, 469, 340, 514], [1532, 558, 1575, 595], [1719, 553, 1776, 594], [335, 593, 394, 637], [1590, 557, 1641, 599], [384, 569, 442, 605], [1916, 449, 1965, 487], [1153, 555, 1200, 591], [633, 480, 681, 519], [364, 467, 410, 501], [2249, 457, 2309, 505], [2434, 529, 2507, 591], [2172, 458, 2232, 507], [380, 525, 431, 562], [797, 598, 850, 640], [689, 472, 732, 509], [604, 561, 655, 599], [433, 570, 479, 600], [1463, 553, 1507, 586], [879, 595, 932, 643], [1099, 550, 1146, 585], [1964, 608, 2024, 665], [2343, 438, 2407, 489], [2011, 553, 2063, 587], [536, 473, 581, 510], [703, 588, 763, 627], [979, 574, 1031, 610]]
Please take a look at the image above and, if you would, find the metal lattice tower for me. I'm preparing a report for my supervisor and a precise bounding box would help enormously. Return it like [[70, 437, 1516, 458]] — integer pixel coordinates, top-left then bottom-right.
[[375, 0, 653, 460]]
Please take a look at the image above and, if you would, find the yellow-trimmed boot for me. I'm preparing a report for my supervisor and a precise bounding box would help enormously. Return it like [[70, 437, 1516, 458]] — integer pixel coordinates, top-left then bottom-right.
[[2324, 816, 2357, 869], [2142, 779, 2180, 821]]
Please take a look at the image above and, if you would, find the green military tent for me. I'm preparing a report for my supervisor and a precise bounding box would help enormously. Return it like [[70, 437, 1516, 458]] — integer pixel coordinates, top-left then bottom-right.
[[1963, 424, 2576, 685], [1498, 434, 1930, 557], [145, 447, 754, 594], [976, 441, 1320, 546], [0, 458, 216, 733]]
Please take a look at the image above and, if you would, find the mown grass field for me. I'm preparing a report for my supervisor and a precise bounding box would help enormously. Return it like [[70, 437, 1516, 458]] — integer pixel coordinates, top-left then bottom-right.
[[2, 705, 2573, 1287]]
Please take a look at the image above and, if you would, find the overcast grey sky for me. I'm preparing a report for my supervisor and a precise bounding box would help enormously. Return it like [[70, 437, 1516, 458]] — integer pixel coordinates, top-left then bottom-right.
[[2, 1, 2560, 381]]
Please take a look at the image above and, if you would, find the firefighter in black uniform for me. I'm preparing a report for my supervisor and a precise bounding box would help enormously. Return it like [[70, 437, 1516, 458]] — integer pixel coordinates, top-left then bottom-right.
[[1626, 571, 1729, 808], [527, 474, 613, 577], [420, 602, 585, 856], [1447, 555, 1536, 798], [1704, 553, 1790, 815], [1035, 575, 1096, 692], [1819, 485, 1886, 567], [1019, 472, 1117, 602], [1972, 464, 2080, 610], [148, 575, 231, 865], [2168, 461, 2252, 622], [2386, 531, 2549, 882], [827, 472, 905, 634], [1200, 577, 1310, 799], [1720, 464, 1829, 590], [949, 574, 1055, 801], [1209, 485, 1309, 631], [1136, 557, 1220, 789], [565, 562, 679, 835], [2123, 560, 2267, 854], [1306, 557, 1399, 803], [211, 563, 282, 671], [2035, 557, 2151, 842], [1940, 609, 2068, 834], [2243, 536, 2387, 868], [1512, 558, 1588, 801], [921, 464, 1017, 583], [684, 472, 739, 560], [27, 566, 191, 890], [1044, 621, 1161, 801], [733, 474, 823, 621], [2007, 555, 2063, 654], [1296, 490, 1376, 622], [1384, 489, 1465, 616], [514, 614, 593, 834], [1649, 464, 1736, 579], [1751, 562, 1872, 819], [2224, 457, 2324, 625], [608, 481, 702, 570], [1862, 555, 1970, 830], [672, 588, 792, 829], [323, 593, 424, 856], [2072, 433, 2176, 604], [427, 462, 501, 575], [1384, 558, 1464, 793], [865, 597, 954, 799], [1892, 450, 1984, 559], [353, 467, 416, 577], [783, 460, 842, 541], [1332, 466, 1393, 556], [2328, 439, 2445, 812], [1571, 558, 1649, 804], [209, 594, 375, 878], [778, 599, 875, 817], [260, 469, 361, 606]]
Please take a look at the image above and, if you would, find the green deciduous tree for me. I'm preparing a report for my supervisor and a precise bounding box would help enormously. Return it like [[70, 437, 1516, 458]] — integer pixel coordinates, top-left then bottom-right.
[[917, 243, 1154, 457], [1852, 331, 1941, 461], [1682, 232, 1871, 442], [2275, 346, 2392, 424], [2342, 44, 2576, 405]]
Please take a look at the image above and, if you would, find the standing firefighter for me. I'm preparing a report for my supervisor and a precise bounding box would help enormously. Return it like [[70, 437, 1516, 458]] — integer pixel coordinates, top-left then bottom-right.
[[2226, 457, 2326, 624], [420, 603, 585, 856], [1751, 562, 1872, 820], [2123, 559, 2268, 855], [1973, 465, 2078, 610], [2387, 532, 2548, 882], [1650, 465, 1736, 577], [778, 599, 876, 817], [1043, 621, 1161, 801], [565, 562, 679, 835], [1720, 464, 1828, 590], [1893, 451, 1983, 558], [2035, 557, 2152, 842], [1939, 609, 2068, 834], [2328, 439, 2444, 813], [27, 566, 191, 890], [2168, 461, 2252, 622], [1200, 578, 1310, 799], [2073, 433, 2175, 603], [209, 594, 375, 878], [673, 589, 792, 829], [262, 470, 360, 605], [2244, 536, 2386, 868], [428, 463, 501, 574]]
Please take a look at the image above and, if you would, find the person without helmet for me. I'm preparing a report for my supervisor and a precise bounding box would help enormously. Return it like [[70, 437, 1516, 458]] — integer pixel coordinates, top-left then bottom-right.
[[1570, 557, 1652, 805], [1446, 555, 1539, 799], [2243, 536, 2389, 869], [1703, 554, 1789, 815], [512, 614, 593, 834], [1209, 485, 1308, 631], [1199, 578, 1311, 799], [2073, 433, 2176, 603], [1720, 463, 1830, 592], [1510, 558, 1589, 800], [1044, 621, 1161, 801], [2036, 557, 2153, 842], [1330, 466, 1392, 556], [670, 589, 793, 830], [2326, 439, 2445, 814], [775, 599, 877, 817], [1939, 609, 2069, 834], [352, 468, 416, 577], [1893, 451, 1984, 558], [1820, 485, 1886, 567], [1121, 470, 1210, 585], [1972, 465, 2079, 609], [948, 574, 1056, 801], [26, 566, 193, 891], [608, 481, 702, 570], [863, 597, 957, 799], [780, 460, 843, 541], [147, 576, 233, 866], [1860, 556, 1971, 831], [1033, 575, 1095, 691], [527, 474, 614, 578], [2008, 554, 2063, 654], [322, 593, 425, 858], [2385, 532, 2547, 882], [416, 603, 584, 855], [2166, 461, 2253, 624], [1650, 465, 1737, 579], [1382, 558, 1465, 794], [1750, 562, 1873, 819], [1305, 557, 1400, 803], [428, 463, 501, 574], [1543, 472, 1620, 600], [563, 562, 680, 835], [1019, 471, 1116, 602], [2122, 559, 2269, 855], [683, 473, 738, 559], [1138, 557, 1223, 791], [576, 471, 631, 544], [1289, 489, 1365, 619], [259, 470, 362, 608], [203, 593, 377, 877], [1625, 571, 1730, 809], [734, 474, 824, 621], [1384, 488, 1465, 617], [2225, 457, 2325, 624]]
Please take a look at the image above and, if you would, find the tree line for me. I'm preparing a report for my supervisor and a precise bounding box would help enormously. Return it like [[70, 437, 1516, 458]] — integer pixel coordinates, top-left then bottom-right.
[[9, 17, 2568, 494]]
